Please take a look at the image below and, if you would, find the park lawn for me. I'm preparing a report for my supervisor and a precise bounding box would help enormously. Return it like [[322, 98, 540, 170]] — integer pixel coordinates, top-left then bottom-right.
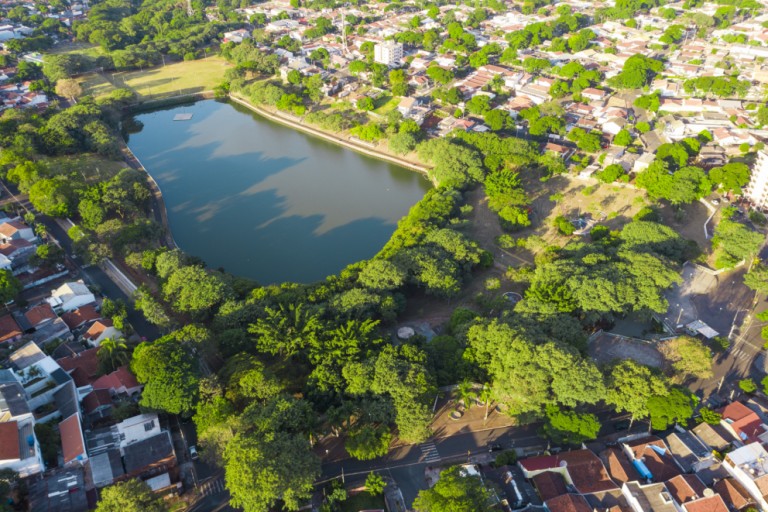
[[372, 95, 399, 115], [45, 154, 127, 183], [49, 41, 107, 57], [112, 57, 232, 99], [79, 72, 117, 98], [339, 492, 385, 512]]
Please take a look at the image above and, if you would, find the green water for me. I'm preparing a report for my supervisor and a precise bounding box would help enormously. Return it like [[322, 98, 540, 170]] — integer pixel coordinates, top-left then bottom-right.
[[126, 99, 430, 284]]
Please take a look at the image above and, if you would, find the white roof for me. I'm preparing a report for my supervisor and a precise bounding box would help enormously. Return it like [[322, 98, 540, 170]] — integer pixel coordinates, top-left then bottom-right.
[[685, 320, 719, 339], [144, 472, 172, 491]]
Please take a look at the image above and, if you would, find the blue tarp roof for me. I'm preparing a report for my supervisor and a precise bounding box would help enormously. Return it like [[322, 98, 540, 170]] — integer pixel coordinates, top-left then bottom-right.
[[633, 459, 653, 480]]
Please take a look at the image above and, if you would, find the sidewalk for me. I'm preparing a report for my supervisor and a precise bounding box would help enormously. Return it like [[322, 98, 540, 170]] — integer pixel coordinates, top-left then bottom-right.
[[428, 393, 516, 440]]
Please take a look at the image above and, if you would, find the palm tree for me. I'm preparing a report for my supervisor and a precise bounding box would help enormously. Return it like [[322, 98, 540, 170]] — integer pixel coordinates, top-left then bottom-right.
[[98, 337, 130, 374], [479, 383, 494, 422], [456, 379, 476, 410]]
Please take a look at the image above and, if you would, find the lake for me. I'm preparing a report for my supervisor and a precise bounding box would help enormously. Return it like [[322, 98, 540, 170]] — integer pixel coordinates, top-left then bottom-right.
[[125, 99, 430, 284]]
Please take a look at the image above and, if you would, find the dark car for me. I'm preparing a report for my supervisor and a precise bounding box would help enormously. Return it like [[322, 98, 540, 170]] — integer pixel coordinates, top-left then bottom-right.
[[489, 443, 504, 452]]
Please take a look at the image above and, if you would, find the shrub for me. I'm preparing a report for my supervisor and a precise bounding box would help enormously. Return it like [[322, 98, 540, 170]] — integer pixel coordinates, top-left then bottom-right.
[[740, 378, 757, 393], [553, 215, 575, 235], [699, 407, 722, 425]]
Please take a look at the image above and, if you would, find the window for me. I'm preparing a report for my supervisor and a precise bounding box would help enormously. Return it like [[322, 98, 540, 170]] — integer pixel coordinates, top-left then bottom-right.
[[144, 420, 155, 432]]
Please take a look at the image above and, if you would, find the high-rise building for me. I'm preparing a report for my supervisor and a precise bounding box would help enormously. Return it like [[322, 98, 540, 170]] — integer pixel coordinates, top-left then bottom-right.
[[745, 150, 768, 210], [373, 41, 403, 66]]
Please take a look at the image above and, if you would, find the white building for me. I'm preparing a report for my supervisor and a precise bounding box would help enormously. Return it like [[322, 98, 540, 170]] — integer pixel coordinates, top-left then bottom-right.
[[745, 150, 768, 210], [46, 281, 96, 313], [722, 442, 768, 511], [373, 41, 403, 66]]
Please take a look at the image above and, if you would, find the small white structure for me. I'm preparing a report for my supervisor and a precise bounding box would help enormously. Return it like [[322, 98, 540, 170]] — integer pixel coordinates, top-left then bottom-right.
[[46, 281, 96, 313], [82, 319, 122, 348], [0, 220, 35, 244], [722, 442, 768, 511], [374, 41, 403, 67]]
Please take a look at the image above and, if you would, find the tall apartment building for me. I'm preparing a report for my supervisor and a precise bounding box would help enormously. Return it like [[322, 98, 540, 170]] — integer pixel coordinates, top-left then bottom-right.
[[373, 41, 403, 66], [745, 150, 768, 210]]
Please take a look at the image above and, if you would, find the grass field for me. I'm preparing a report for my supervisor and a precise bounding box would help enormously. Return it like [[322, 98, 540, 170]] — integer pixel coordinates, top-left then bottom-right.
[[49, 41, 107, 58], [45, 154, 127, 183], [372, 95, 400, 115], [79, 57, 232, 100]]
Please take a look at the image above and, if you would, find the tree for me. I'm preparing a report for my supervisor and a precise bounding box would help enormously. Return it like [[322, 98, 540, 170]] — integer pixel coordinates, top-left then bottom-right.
[[606, 360, 669, 422], [542, 405, 601, 444], [744, 264, 768, 294], [131, 336, 200, 415], [613, 129, 633, 146], [647, 388, 694, 430], [413, 466, 493, 512], [358, 259, 406, 291], [596, 164, 625, 183], [365, 472, 386, 495], [0, 270, 21, 305], [163, 266, 229, 315], [97, 337, 130, 374], [345, 424, 391, 460], [739, 378, 757, 393], [713, 218, 763, 268], [484, 109, 511, 131], [456, 379, 476, 409], [388, 131, 418, 155], [699, 407, 722, 425], [610, 54, 663, 89], [357, 97, 375, 111], [55, 79, 83, 101], [709, 163, 750, 194], [96, 479, 167, 512], [659, 336, 713, 383], [224, 432, 320, 512], [426, 66, 454, 85], [28, 178, 73, 217]]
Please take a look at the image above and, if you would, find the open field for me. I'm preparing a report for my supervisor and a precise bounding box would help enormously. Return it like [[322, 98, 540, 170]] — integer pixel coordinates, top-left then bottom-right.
[[45, 154, 127, 183], [79, 57, 231, 99]]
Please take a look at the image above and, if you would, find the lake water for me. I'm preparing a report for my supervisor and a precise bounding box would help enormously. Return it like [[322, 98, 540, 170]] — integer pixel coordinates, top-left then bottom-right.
[[125, 100, 430, 284]]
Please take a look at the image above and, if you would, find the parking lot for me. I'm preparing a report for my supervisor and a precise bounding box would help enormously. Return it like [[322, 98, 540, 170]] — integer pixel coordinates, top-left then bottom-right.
[[588, 331, 664, 368]]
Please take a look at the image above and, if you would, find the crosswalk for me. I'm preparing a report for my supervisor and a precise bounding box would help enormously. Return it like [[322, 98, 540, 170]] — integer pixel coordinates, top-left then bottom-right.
[[200, 477, 225, 496], [728, 346, 756, 363], [419, 441, 441, 463]]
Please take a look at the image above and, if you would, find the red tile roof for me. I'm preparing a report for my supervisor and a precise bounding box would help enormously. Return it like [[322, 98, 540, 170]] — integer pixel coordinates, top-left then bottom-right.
[[719, 401, 754, 422], [559, 449, 619, 494], [0, 220, 27, 237], [24, 303, 57, 328], [0, 314, 22, 343], [92, 366, 140, 394], [59, 414, 85, 465], [82, 389, 112, 415], [719, 402, 765, 442], [60, 305, 100, 330], [0, 238, 32, 256], [56, 348, 100, 386], [532, 471, 568, 501], [0, 421, 19, 461], [625, 436, 682, 482], [83, 319, 113, 342], [603, 448, 640, 484], [682, 495, 729, 512], [665, 474, 706, 504], [713, 478, 753, 511], [520, 455, 559, 472], [544, 493, 592, 512]]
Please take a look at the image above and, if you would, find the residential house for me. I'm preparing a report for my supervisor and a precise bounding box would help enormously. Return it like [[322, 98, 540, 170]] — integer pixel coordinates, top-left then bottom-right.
[[713, 478, 755, 511], [56, 348, 100, 390], [46, 281, 96, 313], [92, 366, 141, 397], [665, 429, 717, 473], [0, 220, 35, 244], [59, 413, 87, 466], [544, 493, 592, 512], [721, 442, 768, 511], [622, 436, 683, 482], [222, 29, 251, 44], [0, 314, 22, 344], [82, 319, 121, 347], [621, 481, 678, 512], [582, 88, 609, 102], [663, 474, 707, 506], [60, 305, 101, 331], [27, 466, 88, 512], [718, 401, 768, 446]]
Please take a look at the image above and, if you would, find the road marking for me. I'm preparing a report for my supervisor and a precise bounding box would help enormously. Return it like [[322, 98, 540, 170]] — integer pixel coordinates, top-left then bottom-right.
[[201, 477, 225, 496], [419, 441, 441, 463]]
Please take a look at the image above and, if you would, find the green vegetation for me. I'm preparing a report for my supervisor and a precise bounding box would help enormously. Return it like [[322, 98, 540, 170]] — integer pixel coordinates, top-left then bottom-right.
[[413, 466, 493, 512], [95, 479, 166, 512]]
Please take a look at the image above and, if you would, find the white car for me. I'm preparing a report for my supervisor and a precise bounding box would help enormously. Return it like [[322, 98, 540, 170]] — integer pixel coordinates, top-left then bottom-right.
[[189, 445, 199, 461]]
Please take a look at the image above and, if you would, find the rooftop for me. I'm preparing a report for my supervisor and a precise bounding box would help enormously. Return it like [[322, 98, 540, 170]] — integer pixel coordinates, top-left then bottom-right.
[[122, 431, 175, 474], [59, 413, 86, 465], [0, 420, 19, 461]]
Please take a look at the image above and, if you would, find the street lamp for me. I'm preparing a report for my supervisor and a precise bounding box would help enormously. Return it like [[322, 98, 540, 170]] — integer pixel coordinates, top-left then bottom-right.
[[728, 307, 750, 340]]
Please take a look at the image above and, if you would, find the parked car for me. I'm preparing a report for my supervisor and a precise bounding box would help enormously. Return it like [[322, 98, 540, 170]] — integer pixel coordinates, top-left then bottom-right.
[[489, 443, 504, 452], [189, 445, 199, 461]]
